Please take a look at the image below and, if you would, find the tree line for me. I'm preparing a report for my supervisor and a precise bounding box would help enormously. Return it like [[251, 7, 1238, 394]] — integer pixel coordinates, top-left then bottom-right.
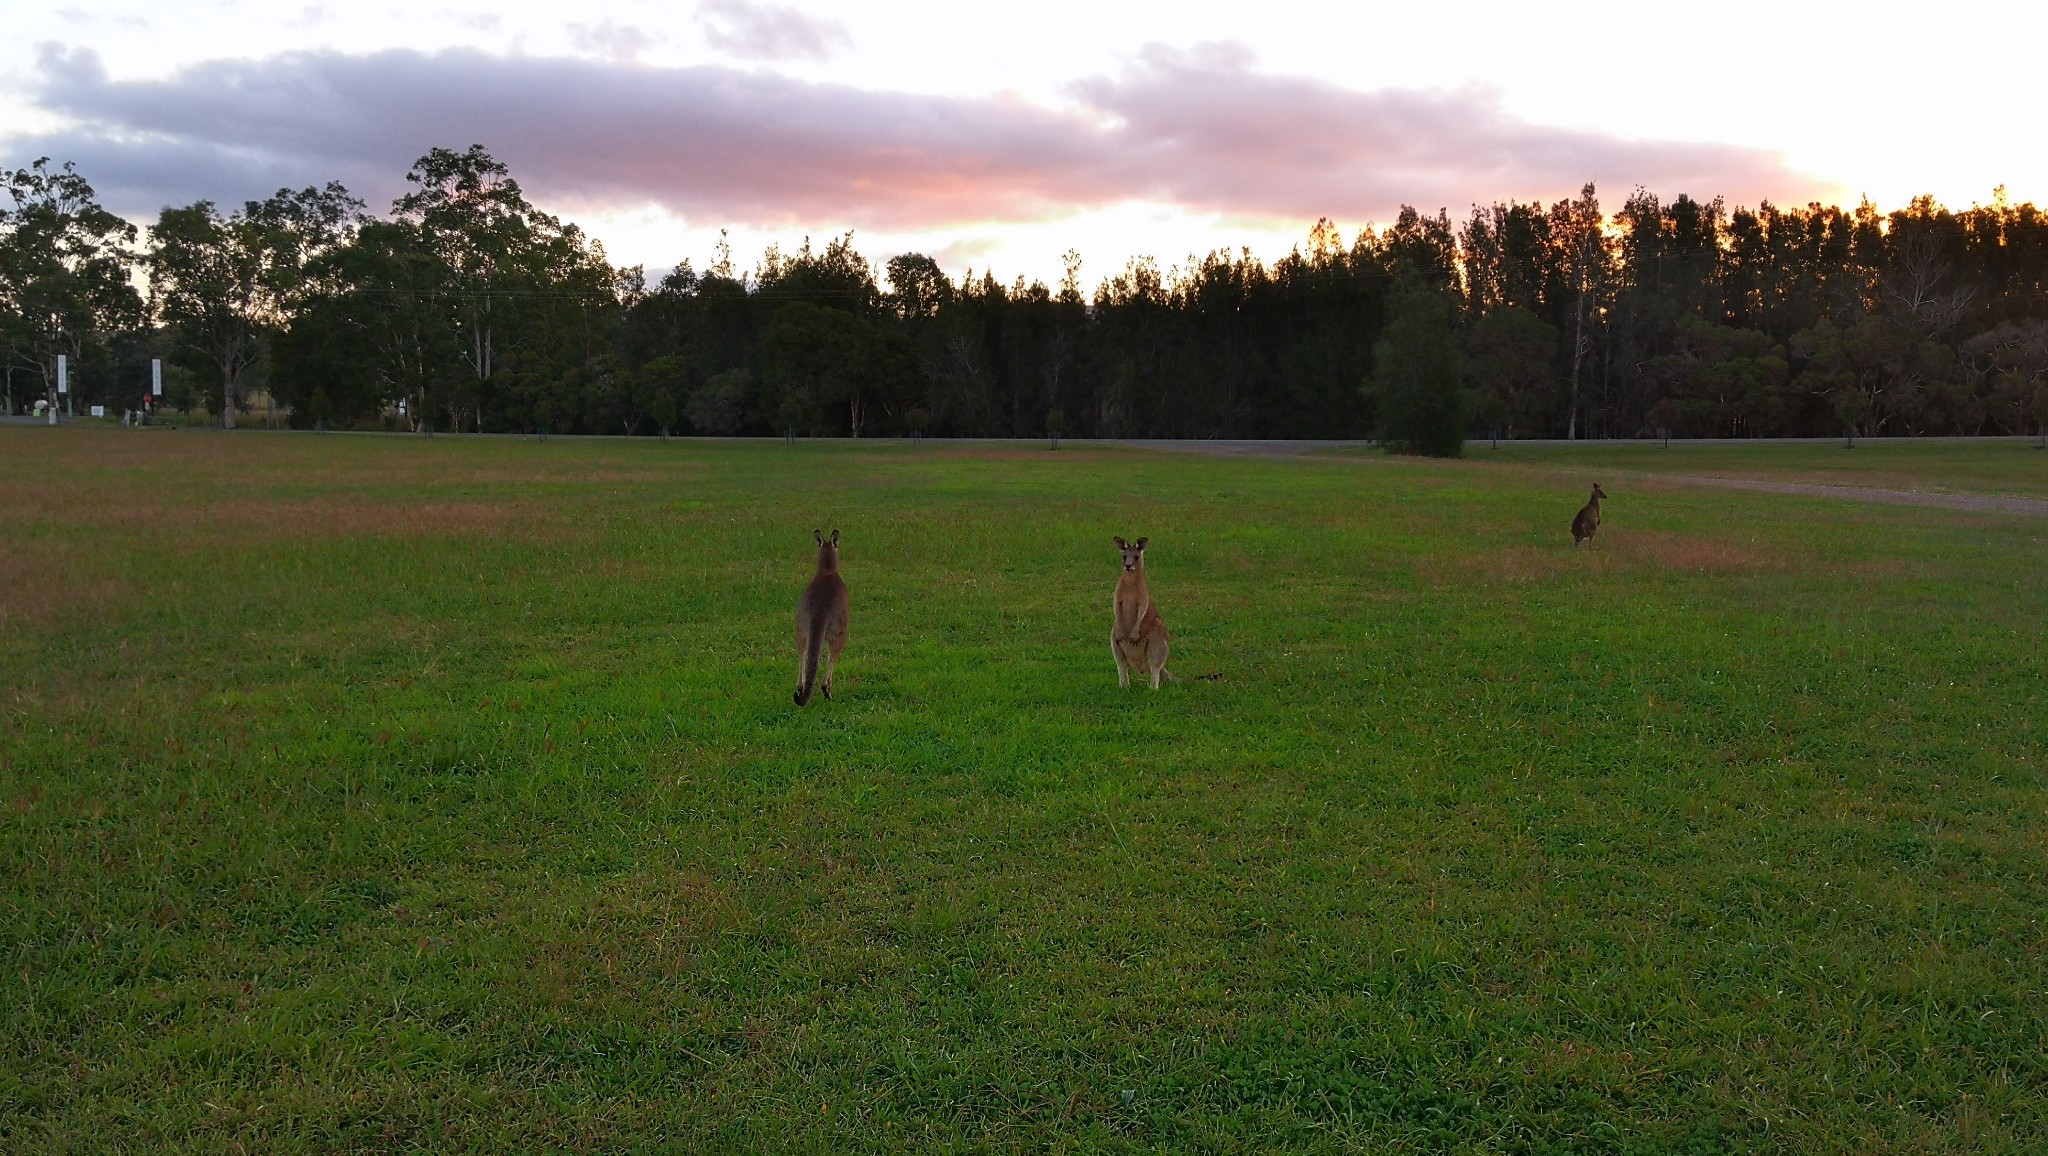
[[6, 146, 2048, 451]]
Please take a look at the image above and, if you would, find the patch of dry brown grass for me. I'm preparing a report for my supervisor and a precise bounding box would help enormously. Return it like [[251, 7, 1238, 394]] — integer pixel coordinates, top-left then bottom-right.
[[1609, 529, 1776, 573], [0, 542, 127, 627]]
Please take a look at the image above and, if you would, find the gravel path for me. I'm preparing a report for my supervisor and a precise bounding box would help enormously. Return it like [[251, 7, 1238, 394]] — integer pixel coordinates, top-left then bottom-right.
[[1114, 439, 2048, 517], [1655, 475, 2048, 517]]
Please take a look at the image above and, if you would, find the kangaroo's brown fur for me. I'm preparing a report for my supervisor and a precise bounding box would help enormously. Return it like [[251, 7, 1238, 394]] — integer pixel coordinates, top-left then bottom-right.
[[1571, 483, 1608, 546], [1111, 535, 1172, 689], [794, 529, 849, 705]]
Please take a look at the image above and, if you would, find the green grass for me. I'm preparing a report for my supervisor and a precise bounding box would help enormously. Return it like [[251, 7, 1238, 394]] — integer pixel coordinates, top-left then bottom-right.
[[3, 430, 2046, 1153], [1437, 437, 2048, 499]]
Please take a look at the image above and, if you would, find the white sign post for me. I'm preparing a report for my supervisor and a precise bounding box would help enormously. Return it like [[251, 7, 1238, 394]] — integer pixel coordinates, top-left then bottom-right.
[[51, 354, 67, 424], [151, 358, 162, 400]]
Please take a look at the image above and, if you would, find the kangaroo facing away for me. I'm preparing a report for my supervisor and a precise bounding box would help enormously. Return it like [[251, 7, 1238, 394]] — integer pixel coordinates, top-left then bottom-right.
[[1111, 535, 1173, 689], [1571, 483, 1608, 547], [794, 529, 849, 706]]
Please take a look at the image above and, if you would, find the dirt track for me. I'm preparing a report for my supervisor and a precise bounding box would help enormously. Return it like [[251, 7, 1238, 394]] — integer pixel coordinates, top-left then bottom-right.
[[1119, 439, 2048, 517], [1653, 475, 2048, 517]]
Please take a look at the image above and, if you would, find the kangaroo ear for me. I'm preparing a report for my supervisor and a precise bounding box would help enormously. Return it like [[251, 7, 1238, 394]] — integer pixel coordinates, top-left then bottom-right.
[[1135, 537, 1148, 549], [830, 529, 839, 545], [1113, 536, 1127, 549], [814, 529, 823, 545]]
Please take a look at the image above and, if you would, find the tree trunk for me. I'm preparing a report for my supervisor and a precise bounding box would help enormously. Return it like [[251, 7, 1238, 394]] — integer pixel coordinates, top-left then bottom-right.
[[222, 371, 237, 430], [1568, 284, 1585, 440]]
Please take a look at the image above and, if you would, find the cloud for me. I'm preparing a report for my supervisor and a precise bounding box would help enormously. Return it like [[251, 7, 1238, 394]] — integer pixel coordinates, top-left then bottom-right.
[[8, 42, 1836, 233], [567, 20, 655, 64], [695, 0, 851, 63]]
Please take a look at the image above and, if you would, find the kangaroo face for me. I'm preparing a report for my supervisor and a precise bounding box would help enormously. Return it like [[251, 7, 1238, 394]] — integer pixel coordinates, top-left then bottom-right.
[[1591, 484, 1608, 501], [814, 528, 840, 567], [1112, 535, 1149, 572]]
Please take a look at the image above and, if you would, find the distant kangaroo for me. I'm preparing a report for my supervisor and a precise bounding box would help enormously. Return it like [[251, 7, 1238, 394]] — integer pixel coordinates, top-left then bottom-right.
[[1571, 483, 1608, 547], [1111, 535, 1173, 689], [794, 529, 849, 706]]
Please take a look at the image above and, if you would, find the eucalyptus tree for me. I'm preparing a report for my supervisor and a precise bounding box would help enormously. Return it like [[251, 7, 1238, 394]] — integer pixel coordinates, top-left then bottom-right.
[[1961, 320, 2048, 436], [392, 145, 615, 431], [271, 219, 453, 429], [0, 158, 141, 414], [147, 184, 363, 427], [1546, 184, 1608, 440]]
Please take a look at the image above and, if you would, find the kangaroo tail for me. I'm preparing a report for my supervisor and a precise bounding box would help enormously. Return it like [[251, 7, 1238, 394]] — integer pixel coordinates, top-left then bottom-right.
[[794, 608, 828, 706]]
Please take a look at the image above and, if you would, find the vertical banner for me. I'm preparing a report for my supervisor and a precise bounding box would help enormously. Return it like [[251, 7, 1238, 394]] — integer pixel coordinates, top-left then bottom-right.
[[151, 358, 162, 398], [57, 354, 68, 394]]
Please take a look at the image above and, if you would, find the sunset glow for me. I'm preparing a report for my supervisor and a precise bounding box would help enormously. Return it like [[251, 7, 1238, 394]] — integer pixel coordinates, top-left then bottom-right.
[[4, 1, 2043, 283]]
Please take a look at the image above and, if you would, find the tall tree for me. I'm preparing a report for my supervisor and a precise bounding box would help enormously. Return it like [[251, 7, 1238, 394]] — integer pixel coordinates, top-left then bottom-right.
[[1547, 184, 1606, 439], [272, 220, 453, 429], [392, 145, 613, 431], [148, 185, 361, 428], [0, 158, 141, 415]]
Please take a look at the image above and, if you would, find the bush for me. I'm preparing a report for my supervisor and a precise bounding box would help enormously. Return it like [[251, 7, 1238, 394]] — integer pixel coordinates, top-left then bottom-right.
[[1371, 291, 1464, 457]]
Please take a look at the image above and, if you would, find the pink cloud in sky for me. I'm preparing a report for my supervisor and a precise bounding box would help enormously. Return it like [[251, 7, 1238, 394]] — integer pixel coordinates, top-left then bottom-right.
[[15, 41, 1838, 230]]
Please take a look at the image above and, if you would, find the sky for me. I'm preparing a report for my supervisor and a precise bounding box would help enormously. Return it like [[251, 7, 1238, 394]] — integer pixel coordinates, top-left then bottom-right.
[[4, 1, 2043, 287]]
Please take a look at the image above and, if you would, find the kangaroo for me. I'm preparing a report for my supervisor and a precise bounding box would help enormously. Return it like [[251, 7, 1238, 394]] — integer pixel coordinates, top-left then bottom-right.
[[794, 529, 849, 706], [1571, 483, 1608, 547], [1111, 535, 1173, 689]]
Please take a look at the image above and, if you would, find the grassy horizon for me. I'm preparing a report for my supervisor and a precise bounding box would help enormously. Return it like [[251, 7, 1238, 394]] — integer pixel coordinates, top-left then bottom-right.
[[3, 429, 2045, 1152]]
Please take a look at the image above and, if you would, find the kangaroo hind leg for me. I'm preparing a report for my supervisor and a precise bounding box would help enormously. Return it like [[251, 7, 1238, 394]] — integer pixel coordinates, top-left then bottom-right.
[[823, 626, 845, 699]]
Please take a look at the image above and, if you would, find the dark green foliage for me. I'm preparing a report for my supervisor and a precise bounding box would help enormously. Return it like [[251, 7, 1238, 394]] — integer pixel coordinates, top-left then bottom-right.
[[0, 158, 141, 415], [15, 148, 2048, 437], [1372, 291, 1465, 456], [1464, 305, 1557, 437]]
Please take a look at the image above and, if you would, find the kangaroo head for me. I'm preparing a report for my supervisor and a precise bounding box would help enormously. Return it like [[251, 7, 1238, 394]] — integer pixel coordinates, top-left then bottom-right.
[[1112, 535, 1149, 572], [813, 528, 840, 567], [1591, 483, 1608, 501]]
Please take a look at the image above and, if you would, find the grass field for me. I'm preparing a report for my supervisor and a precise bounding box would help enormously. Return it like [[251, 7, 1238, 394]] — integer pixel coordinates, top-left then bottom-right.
[[3, 430, 2046, 1153]]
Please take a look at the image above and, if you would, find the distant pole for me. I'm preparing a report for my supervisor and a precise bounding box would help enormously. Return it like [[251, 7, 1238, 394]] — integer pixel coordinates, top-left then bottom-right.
[[151, 358, 162, 402], [57, 354, 69, 418]]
